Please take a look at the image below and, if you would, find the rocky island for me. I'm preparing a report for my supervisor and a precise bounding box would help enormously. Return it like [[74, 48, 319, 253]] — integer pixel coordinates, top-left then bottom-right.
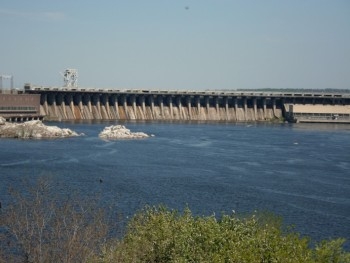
[[99, 125, 150, 139], [0, 117, 80, 139]]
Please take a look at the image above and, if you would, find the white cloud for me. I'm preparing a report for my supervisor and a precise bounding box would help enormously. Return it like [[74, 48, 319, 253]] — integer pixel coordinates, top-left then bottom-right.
[[0, 8, 66, 21]]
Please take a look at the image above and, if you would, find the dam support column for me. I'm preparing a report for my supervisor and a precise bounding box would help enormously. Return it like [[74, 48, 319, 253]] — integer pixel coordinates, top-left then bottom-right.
[[243, 97, 247, 121], [195, 96, 201, 119], [131, 95, 136, 114], [105, 95, 110, 118], [98, 95, 102, 118], [225, 97, 229, 120], [62, 96, 67, 119], [176, 96, 182, 119], [168, 96, 173, 118], [272, 98, 276, 118], [42, 94, 48, 115], [75, 94, 83, 119], [186, 96, 192, 120], [67, 94, 75, 119], [94, 94, 102, 118], [56, 94, 66, 119], [234, 98, 238, 121], [77, 95, 82, 112], [53, 95, 58, 117], [87, 96, 92, 114], [121, 95, 128, 119], [158, 96, 164, 118], [141, 96, 146, 112], [131, 95, 136, 118], [215, 97, 219, 113], [113, 95, 119, 118], [205, 97, 210, 119], [70, 94, 76, 119], [263, 98, 267, 120], [149, 96, 155, 118], [83, 94, 92, 115], [280, 98, 285, 119], [99, 94, 108, 118], [139, 96, 146, 118], [75, 94, 83, 111], [253, 98, 257, 121]]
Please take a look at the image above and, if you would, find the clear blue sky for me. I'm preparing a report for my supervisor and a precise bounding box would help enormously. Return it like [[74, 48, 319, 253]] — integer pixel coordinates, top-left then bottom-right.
[[1, 0, 349, 90]]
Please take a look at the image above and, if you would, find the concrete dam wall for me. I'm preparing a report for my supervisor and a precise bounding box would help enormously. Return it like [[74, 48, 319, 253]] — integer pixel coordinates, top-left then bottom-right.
[[37, 91, 283, 121], [16, 86, 350, 122]]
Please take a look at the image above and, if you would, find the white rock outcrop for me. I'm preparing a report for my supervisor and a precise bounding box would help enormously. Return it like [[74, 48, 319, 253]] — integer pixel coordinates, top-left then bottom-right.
[[0, 116, 6, 125], [0, 119, 80, 139], [99, 125, 150, 139]]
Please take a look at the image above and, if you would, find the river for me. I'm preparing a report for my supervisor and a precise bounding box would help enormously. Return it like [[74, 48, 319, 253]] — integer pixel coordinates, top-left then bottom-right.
[[0, 121, 349, 248]]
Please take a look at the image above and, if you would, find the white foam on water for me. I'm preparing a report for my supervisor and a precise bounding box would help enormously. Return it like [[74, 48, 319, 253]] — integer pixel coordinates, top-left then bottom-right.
[[0, 160, 31, 167]]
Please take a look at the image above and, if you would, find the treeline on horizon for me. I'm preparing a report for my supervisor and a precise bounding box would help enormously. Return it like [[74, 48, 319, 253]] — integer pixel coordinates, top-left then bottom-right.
[[215, 88, 350, 93], [1, 179, 350, 263], [241, 88, 350, 93]]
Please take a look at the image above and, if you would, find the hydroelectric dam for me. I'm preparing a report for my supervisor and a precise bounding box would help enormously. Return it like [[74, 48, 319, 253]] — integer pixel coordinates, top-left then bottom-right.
[[21, 84, 350, 123]]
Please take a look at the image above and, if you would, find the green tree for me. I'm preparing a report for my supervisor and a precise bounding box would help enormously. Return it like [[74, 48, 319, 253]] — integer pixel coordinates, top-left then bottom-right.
[[98, 206, 350, 263]]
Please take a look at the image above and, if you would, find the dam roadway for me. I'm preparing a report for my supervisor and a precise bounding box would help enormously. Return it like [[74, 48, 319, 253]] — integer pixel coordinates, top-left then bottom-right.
[[23, 85, 350, 122]]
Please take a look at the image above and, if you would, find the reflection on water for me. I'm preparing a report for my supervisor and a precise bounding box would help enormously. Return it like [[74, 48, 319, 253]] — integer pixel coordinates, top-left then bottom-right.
[[292, 122, 350, 132], [0, 121, 350, 248]]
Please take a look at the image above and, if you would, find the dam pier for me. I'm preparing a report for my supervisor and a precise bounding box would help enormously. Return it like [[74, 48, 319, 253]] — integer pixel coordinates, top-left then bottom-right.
[[19, 85, 350, 123]]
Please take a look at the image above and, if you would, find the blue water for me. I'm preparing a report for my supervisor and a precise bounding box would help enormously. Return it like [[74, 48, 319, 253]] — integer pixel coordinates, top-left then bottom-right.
[[1, 121, 350, 248]]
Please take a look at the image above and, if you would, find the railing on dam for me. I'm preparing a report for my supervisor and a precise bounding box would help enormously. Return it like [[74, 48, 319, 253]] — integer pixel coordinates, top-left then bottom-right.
[[23, 85, 350, 122], [24, 84, 350, 98]]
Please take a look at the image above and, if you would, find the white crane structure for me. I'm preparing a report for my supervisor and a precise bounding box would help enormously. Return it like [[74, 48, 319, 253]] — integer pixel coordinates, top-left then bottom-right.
[[60, 69, 78, 88], [0, 74, 14, 89]]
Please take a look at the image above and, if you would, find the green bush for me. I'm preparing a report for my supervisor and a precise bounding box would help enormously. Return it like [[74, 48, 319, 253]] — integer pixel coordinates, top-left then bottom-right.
[[98, 206, 350, 263]]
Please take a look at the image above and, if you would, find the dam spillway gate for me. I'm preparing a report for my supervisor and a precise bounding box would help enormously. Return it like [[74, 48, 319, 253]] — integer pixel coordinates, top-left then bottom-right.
[[24, 87, 350, 122]]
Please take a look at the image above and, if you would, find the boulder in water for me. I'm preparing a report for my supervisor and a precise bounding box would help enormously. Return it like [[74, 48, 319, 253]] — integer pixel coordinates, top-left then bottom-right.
[[99, 125, 150, 139], [0, 120, 80, 139]]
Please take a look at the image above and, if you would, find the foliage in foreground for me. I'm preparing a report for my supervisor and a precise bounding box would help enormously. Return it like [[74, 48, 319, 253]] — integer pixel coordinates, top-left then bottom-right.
[[0, 179, 112, 263], [99, 206, 350, 263], [1, 179, 349, 262]]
